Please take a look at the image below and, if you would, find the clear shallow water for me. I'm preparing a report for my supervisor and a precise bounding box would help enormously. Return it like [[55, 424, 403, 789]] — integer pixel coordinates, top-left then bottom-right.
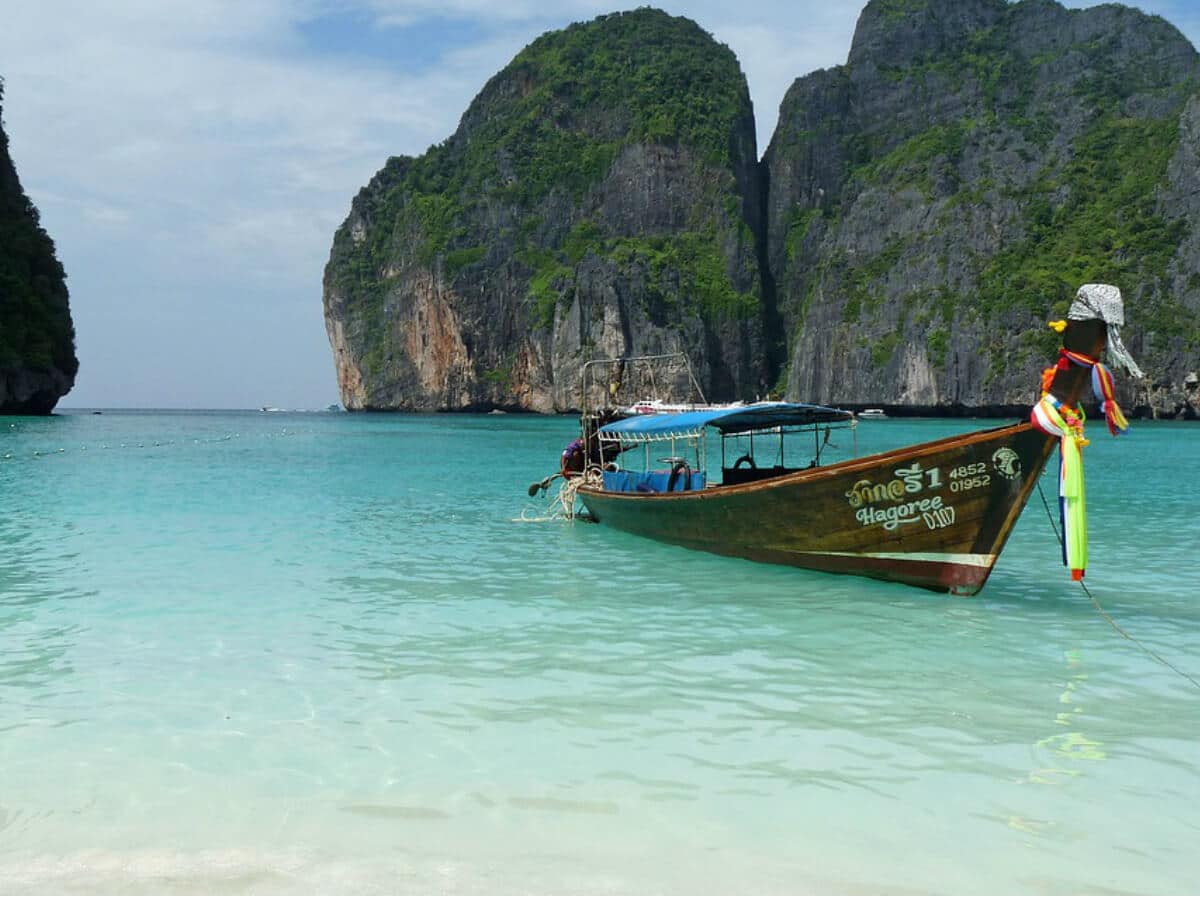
[[1, 410, 1197, 894]]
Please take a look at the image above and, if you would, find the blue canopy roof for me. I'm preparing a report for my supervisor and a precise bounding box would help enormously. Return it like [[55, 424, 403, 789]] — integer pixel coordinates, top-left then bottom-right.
[[597, 402, 853, 440]]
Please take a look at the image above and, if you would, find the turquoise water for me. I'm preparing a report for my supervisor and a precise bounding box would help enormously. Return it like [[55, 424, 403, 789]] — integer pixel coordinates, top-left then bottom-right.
[[1, 410, 1197, 893]]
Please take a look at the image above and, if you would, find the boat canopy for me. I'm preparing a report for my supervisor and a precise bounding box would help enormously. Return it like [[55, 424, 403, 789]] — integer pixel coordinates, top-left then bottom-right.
[[597, 402, 853, 441]]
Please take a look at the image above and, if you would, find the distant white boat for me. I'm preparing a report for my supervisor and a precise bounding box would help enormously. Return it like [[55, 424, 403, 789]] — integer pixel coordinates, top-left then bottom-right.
[[858, 408, 887, 419], [260, 406, 285, 412], [619, 398, 754, 416]]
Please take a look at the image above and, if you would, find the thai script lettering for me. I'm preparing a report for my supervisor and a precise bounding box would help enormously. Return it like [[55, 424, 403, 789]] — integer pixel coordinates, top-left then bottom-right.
[[894, 462, 942, 493], [845, 462, 942, 508], [846, 478, 906, 507]]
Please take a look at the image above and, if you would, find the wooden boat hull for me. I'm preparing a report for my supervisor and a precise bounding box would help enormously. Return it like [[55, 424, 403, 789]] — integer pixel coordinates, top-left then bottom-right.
[[578, 422, 1056, 595]]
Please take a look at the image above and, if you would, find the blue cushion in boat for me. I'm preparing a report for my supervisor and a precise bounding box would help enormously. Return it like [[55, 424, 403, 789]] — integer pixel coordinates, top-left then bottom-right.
[[601, 470, 706, 493]]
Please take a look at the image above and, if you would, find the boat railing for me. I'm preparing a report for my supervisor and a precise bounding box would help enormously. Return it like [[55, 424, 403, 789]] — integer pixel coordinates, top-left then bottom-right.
[[594, 417, 858, 491], [578, 351, 706, 413]]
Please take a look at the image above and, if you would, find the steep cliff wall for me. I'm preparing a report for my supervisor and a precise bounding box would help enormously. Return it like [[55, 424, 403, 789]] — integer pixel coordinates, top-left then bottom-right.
[[0, 81, 77, 414], [326, 1, 1200, 416], [324, 9, 770, 411], [765, 0, 1200, 415]]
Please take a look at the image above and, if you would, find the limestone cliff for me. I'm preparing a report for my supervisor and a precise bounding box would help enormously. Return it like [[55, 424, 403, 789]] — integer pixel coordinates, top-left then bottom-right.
[[324, 9, 770, 411], [765, 0, 1200, 416], [0, 81, 77, 414], [326, 1, 1200, 417]]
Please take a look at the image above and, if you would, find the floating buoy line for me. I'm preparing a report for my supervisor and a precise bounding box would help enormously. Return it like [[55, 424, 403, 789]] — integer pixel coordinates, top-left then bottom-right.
[[1, 425, 302, 463], [1035, 474, 1200, 691]]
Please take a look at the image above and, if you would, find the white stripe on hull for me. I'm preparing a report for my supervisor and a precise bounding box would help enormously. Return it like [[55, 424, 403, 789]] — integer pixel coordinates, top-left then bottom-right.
[[812, 551, 997, 569]]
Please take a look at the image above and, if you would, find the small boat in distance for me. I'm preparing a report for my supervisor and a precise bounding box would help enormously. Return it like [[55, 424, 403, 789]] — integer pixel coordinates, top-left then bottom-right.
[[534, 287, 1139, 595], [619, 398, 749, 416], [858, 408, 887, 419]]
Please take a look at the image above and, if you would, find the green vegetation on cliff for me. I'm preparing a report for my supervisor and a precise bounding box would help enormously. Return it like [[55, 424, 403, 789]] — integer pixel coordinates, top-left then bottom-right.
[[324, 8, 766, 406], [333, 7, 750, 262], [980, 111, 1191, 340], [767, 0, 1200, 409], [500, 9, 748, 168], [328, 0, 1200, 414], [0, 81, 77, 381]]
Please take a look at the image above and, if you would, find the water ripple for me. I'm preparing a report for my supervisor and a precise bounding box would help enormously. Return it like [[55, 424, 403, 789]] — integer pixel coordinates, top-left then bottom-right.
[[0, 412, 1197, 893]]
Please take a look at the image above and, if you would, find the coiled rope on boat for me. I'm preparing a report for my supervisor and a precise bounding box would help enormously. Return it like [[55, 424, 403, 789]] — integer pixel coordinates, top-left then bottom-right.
[[514, 467, 603, 523]]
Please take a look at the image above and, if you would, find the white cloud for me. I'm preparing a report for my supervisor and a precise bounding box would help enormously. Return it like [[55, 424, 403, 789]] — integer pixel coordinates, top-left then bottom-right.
[[366, 0, 612, 28], [0, 1, 484, 407]]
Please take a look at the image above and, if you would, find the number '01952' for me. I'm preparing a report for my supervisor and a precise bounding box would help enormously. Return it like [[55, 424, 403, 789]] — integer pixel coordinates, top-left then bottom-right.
[[949, 463, 990, 493]]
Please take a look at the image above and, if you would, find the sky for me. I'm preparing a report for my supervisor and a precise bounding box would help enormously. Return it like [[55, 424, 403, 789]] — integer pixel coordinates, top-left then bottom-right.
[[2, 1, 1198, 409]]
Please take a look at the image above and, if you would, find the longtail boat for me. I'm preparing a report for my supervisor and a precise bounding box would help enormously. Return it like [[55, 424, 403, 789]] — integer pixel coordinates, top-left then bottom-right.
[[537, 285, 1140, 595]]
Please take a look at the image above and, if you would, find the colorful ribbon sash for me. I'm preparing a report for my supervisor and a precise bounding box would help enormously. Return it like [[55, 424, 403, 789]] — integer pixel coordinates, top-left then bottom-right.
[[1091, 362, 1129, 436], [1035, 291, 1142, 582], [1041, 348, 1130, 437], [1032, 341, 1133, 581], [1030, 396, 1088, 580]]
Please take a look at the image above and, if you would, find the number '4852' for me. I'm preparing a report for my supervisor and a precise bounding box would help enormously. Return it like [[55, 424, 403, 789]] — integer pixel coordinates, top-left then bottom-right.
[[949, 463, 986, 479]]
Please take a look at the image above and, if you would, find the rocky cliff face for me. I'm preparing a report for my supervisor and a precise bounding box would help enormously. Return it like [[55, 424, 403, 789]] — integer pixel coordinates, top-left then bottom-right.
[[326, 0, 1200, 417], [766, 0, 1200, 416], [324, 9, 771, 411], [0, 81, 77, 414]]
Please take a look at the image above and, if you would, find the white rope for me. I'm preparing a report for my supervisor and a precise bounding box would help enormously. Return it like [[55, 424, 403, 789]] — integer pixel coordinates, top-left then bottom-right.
[[512, 468, 603, 524]]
